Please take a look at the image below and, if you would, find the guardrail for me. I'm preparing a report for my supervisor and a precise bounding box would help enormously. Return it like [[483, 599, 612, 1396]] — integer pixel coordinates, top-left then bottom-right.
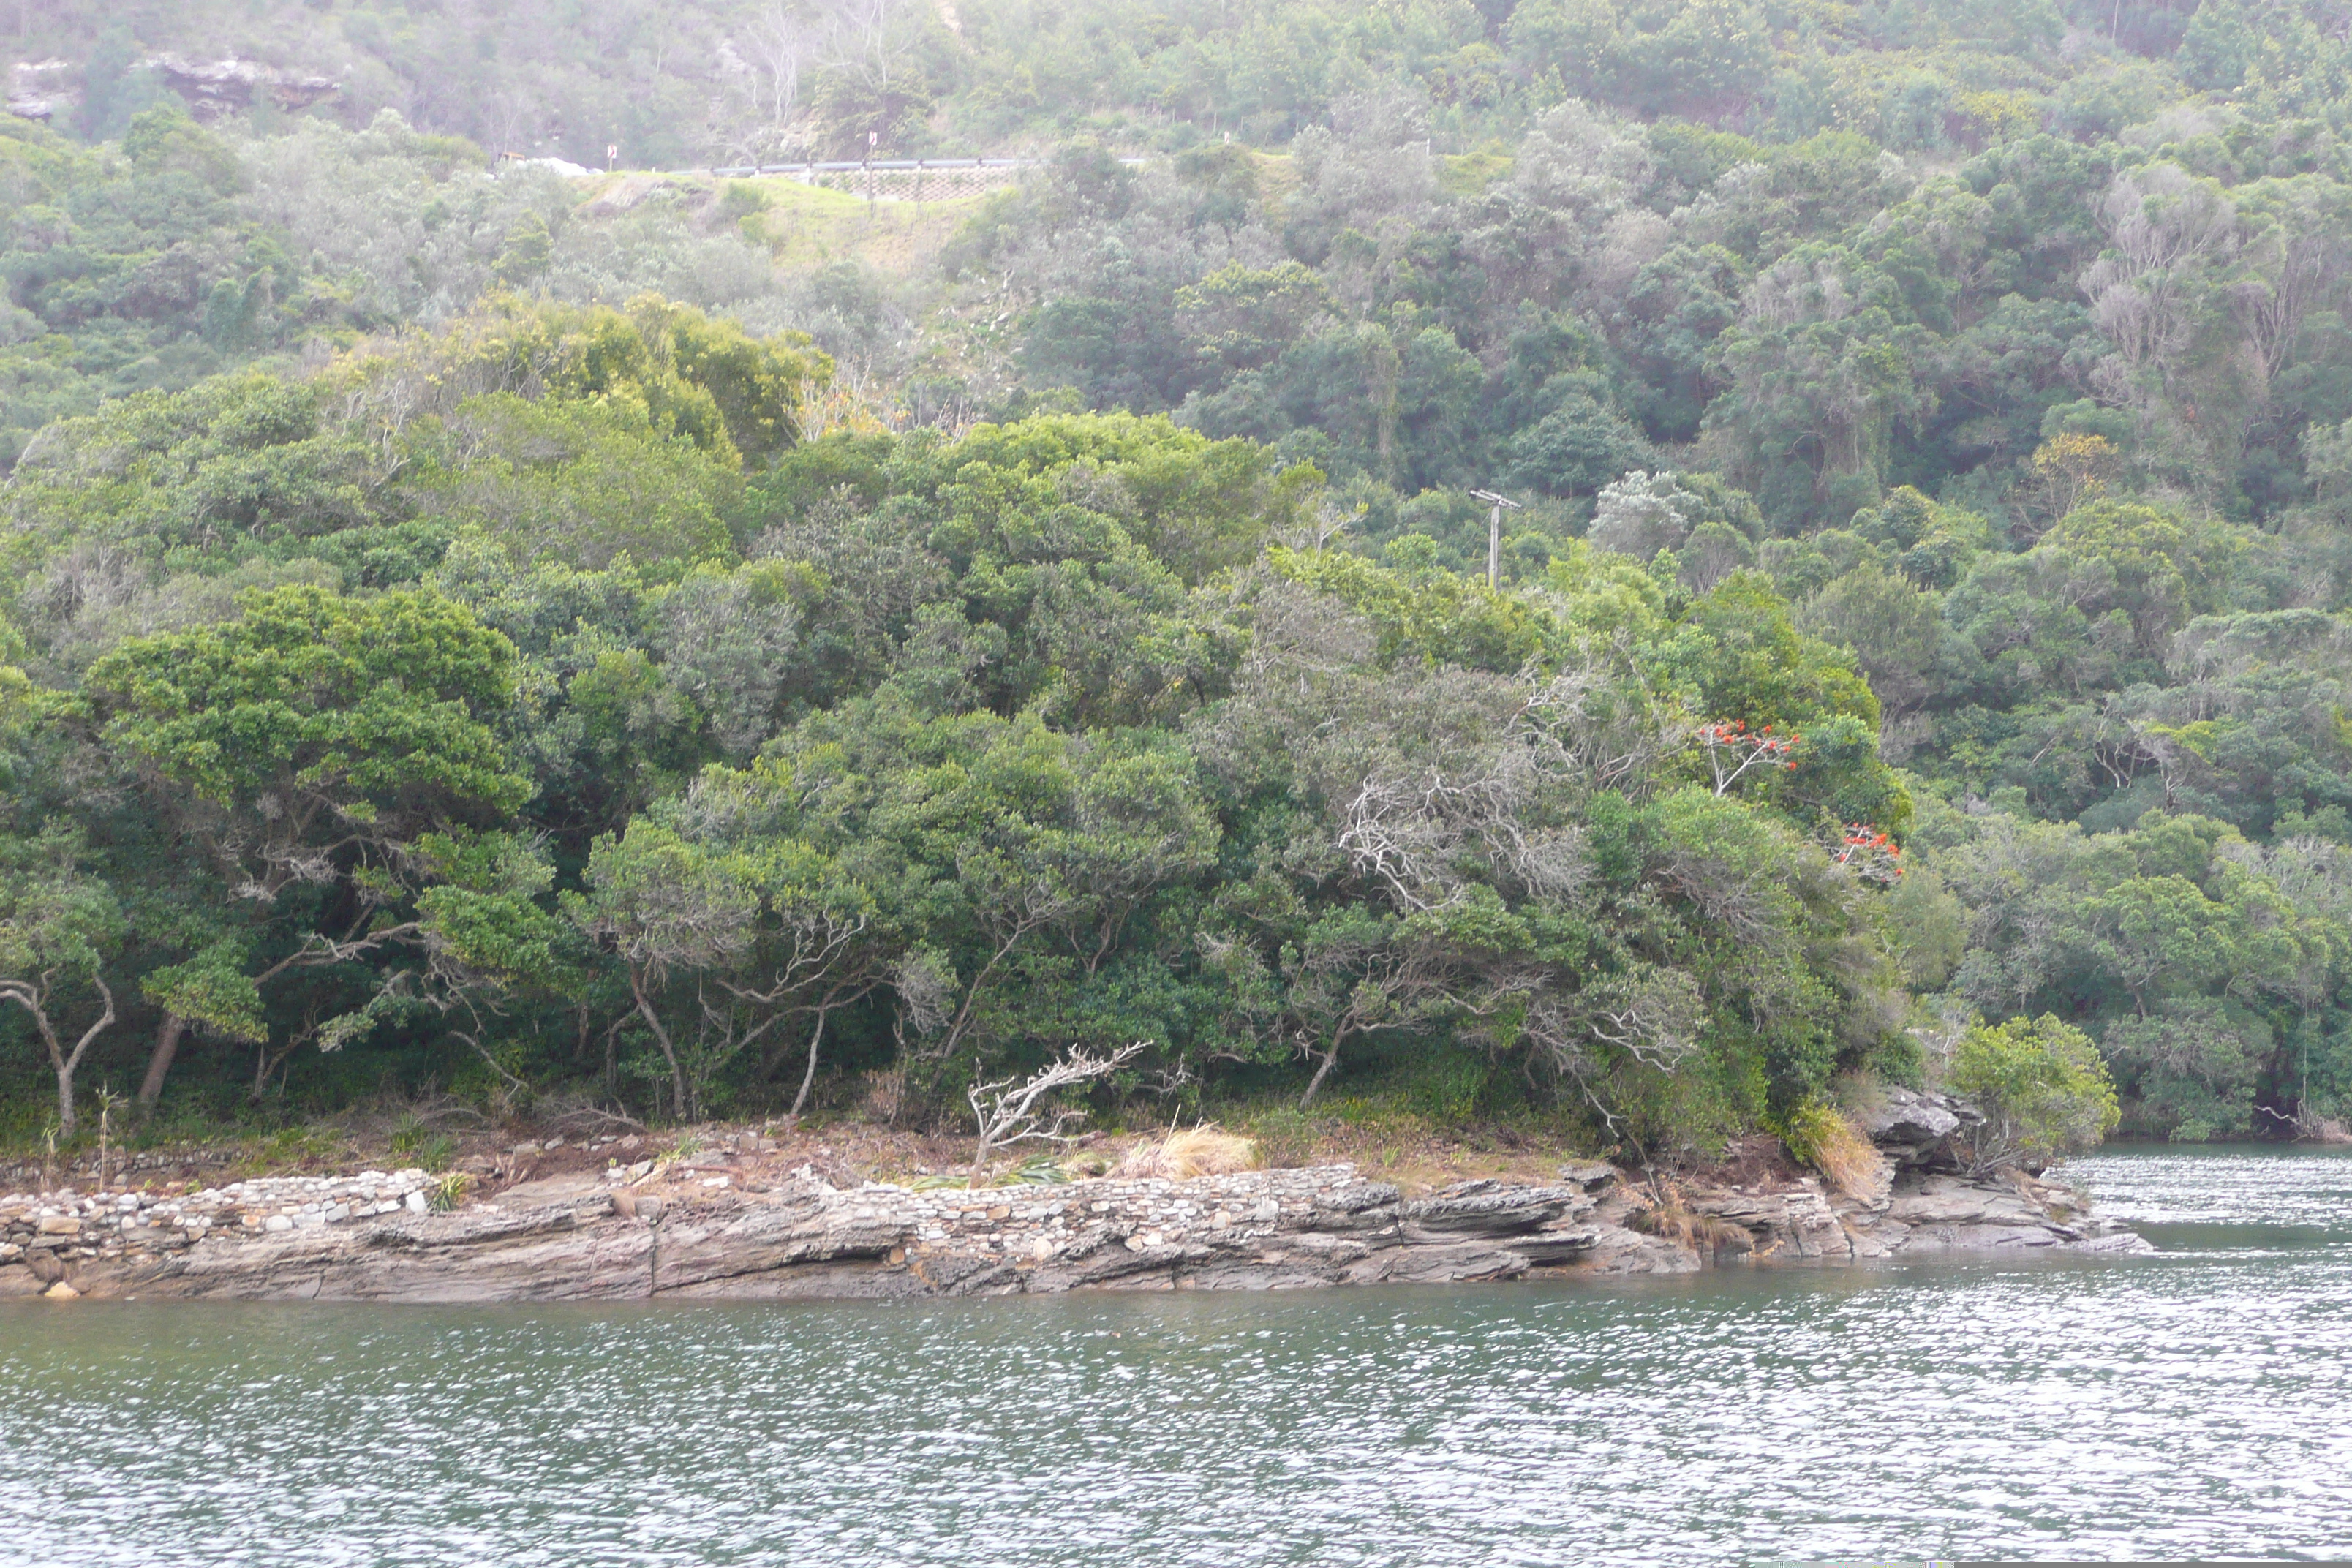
[[658, 155, 1150, 178]]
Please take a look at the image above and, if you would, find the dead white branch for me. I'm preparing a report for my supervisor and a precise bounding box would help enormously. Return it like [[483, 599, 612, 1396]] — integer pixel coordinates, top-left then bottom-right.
[[965, 1041, 1145, 1187]]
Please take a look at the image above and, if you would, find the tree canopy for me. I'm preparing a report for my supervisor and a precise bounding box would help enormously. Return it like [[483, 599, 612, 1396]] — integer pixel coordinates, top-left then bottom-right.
[[7, 0, 2352, 1155]]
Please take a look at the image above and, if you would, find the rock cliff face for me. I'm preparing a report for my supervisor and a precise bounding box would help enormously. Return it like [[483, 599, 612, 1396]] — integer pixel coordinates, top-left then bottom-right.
[[4, 1144, 2146, 1305], [5, 53, 340, 125]]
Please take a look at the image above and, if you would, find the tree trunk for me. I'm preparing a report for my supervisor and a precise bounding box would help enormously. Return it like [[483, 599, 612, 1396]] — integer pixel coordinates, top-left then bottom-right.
[[1299, 1044, 1341, 1109], [632, 975, 690, 1122], [788, 1010, 830, 1120], [137, 1013, 186, 1115], [40, 979, 113, 1138]]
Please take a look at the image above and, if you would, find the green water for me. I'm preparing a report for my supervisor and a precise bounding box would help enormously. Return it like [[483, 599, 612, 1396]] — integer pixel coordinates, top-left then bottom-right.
[[4, 1147, 2349, 1566]]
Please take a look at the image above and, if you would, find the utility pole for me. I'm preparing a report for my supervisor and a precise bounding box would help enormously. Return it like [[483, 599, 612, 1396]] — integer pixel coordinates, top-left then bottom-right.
[[1469, 489, 1521, 590]]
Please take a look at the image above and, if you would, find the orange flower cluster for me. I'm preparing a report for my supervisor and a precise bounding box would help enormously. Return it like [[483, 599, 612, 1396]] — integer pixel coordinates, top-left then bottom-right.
[[1833, 823, 1906, 882], [1699, 720, 1801, 764], [1698, 720, 1802, 795], [1700, 720, 1795, 744]]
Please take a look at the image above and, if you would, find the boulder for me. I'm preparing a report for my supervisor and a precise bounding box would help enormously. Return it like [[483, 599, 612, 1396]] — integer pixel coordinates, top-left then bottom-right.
[[1556, 1161, 1621, 1194], [1854, 1087, 1974, 1169], [1398, 1181, 1593, 1238], [1684, 1186, 1853, 1261]]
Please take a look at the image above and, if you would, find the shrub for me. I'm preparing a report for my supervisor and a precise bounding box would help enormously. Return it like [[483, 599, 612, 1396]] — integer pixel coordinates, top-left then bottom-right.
[[388, 1113, 429, 1155], [1244, 1107, 1316, 1169], [1948, 1014, 2119, 1172], [388, 1115, 459, 1172], [1001, 1152, 1074, 1185]]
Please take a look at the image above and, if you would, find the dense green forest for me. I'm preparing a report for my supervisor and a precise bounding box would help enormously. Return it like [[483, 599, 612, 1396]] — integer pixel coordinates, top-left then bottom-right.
[[3, 0, 2350, 1164]]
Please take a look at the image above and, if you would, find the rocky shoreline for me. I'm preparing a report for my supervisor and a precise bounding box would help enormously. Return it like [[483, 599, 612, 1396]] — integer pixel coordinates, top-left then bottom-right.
[[4, 1094, 2149, 1303]]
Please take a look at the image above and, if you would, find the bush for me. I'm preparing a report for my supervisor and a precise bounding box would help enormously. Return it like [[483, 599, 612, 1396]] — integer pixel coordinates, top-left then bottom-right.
[[388, 1113, 459, 1172], [1243, 1107, 1316, 1169], [1948, 1014, 2119, 1172]]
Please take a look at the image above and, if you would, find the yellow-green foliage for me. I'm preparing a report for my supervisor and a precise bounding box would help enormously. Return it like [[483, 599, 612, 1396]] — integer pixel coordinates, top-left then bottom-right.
[[339, 294, 829, 469], [1949, 1015, 2121, 1172]]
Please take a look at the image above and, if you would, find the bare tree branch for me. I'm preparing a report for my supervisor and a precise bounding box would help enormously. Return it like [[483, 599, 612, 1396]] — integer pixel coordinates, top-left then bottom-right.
[[965, 1041, 1145, 1186]]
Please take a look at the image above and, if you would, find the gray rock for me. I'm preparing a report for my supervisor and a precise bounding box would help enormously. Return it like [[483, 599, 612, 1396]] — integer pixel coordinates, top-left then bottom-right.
[[1311, 1182, 1400, 1215], [1684, 1187, 1852, 1261], [1556, 1161, 1620, 1194], [45, 1157, 2149, 1303], [1398, 1183, 1592, 1237], [1854, 1088, 1970, 1169]]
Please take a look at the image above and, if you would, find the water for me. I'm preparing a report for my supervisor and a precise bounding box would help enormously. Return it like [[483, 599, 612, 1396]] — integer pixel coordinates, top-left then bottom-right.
[[4, 1147, 2350, 1567]]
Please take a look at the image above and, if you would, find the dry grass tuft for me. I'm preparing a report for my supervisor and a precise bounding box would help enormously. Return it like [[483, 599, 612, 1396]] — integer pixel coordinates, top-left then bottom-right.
[[1812, 1129, 1891, 1202], [1815, 1128, 1891, 1203], [1112, 1125, 1262, 1180], [1632, 1200, 1752, 1254], [1783, 1101, 1891, 1201]]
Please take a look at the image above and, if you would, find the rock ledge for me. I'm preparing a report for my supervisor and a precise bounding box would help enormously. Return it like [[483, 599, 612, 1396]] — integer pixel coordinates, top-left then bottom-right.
[[4, 1157, 2147, 1304]]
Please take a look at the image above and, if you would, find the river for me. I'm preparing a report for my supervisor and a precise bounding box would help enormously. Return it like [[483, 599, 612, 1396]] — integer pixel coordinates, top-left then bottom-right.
[[3, 1146, 2348, 1567]]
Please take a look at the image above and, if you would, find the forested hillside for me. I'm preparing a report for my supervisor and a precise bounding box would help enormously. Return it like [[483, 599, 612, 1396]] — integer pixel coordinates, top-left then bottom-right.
[[3, 0, 2349, 1163]]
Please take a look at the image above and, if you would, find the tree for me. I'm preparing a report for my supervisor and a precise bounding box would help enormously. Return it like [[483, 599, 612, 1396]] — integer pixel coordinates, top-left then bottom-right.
[[82, 584, 532, 1109], [83, 585, 529, 901], [764, 698, 1220, 1100], [2076, 872, 2229, 1017], [1206, 905, 1466, 1107], [418, 395, 742, 574], [1948, 1014, 2119, 1172], [1508, 389, 1654, 497], [135, 938, 267, 1114], [0, 829, 124, 1137], [410, 829, 576, 1103], [567, 821, 761, 1120], [1798, 562, 1944, 718]]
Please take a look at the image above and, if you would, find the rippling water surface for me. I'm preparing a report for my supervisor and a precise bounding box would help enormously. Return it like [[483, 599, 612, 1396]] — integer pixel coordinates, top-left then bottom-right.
[[5, 1147, 2351, 1567]]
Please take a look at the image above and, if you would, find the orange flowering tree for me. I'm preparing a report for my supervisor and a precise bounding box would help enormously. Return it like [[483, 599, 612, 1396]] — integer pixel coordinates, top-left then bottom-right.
[[1832, 823, 1905, 885], [1697, 718, 1800, 796]]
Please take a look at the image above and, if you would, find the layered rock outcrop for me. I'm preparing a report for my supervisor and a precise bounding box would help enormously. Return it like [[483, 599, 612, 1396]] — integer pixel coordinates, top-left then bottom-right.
[[4, 1144, 2144, 1304]]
